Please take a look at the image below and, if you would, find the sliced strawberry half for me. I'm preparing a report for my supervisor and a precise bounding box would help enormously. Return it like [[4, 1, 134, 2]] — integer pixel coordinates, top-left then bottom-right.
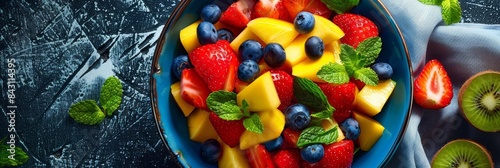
[[318, 82, 357, 110], [208, 112, 246, 148], [414, 59, 453, 109], [220, 0, 256, 29], [246, 145, 276, 168], [270, 70, 294, 111], [180, 68, 211, 110], [253, 0, 292, 22], [282, 0, 332, 19], [272, 148, 301, 168]]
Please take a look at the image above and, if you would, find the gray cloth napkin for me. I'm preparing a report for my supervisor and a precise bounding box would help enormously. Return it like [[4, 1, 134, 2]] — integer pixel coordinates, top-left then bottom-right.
[[381, 0, 500, 167]]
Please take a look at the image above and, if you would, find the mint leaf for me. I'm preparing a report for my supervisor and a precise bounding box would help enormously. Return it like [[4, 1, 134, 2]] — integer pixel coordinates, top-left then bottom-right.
[[69, 100, 105, 125], [242, 100, 250, 117], [317, 63, 350, 84], [297, 126, 338, 148], [99, 76, 123, 116], [354, 68, 379, 86], [356, 37, 382, 66], [0, 138, 28, 167], [339, 44, 358, 76], [441, 0, 461, 25], [418, 0, 443, 5], [293, 77, 334, 113], [311, 109, 334, 120], [243, 113, 264, 134], [207, 91, 244, 120], [321, 0, 359, 14]]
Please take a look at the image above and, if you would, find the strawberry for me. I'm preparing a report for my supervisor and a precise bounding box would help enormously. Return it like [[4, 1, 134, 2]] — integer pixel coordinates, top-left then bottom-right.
[[272, 149, 301, 168], [246, 145, 276, 168], [253, 0, 292, 22], [303, 140, 354, 168], [413, 59, 453, 109], [189, 40, 239, 91], [269, 70, 293, 111], [351, 78, 365, 90], [332, 13, 379, 48], [219, 0, 256, 29], [282, 128, 301, 148], [318, 82, 357, 110], [282, 0, 332, 19], [234, 79, 250, 93], [180, 68, 211, 110], [333, 109, 352, 124], [208, 112, 246, 148]]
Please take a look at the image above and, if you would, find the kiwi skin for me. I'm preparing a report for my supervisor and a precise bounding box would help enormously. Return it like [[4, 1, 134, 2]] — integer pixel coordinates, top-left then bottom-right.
[[431, 139, 493, 168], [458, 70, 500, 132]]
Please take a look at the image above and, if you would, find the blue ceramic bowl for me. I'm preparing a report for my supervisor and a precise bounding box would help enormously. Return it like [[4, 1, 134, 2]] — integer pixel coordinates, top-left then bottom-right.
[[151, 0, 413, 167]]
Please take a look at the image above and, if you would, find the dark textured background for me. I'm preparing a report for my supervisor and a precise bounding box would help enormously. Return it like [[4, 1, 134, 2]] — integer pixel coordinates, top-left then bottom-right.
[[0, 0, 498, 167]]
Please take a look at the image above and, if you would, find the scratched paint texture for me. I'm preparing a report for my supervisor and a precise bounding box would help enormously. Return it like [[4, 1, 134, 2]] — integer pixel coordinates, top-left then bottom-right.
[[0, 0, 498, 167]]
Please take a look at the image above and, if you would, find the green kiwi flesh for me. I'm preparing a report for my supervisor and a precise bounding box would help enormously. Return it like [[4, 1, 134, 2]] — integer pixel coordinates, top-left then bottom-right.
[[431, 139, 493, 168], [458, 71, 500, 132]]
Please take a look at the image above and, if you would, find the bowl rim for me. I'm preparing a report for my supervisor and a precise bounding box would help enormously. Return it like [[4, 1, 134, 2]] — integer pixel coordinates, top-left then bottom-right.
[[149, 0, 414, 167]]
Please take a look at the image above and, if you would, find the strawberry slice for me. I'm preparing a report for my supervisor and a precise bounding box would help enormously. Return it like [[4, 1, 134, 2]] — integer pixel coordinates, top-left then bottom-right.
[[282, 128, 301, 148], [272, 149, 301, 168], [270, 70, 293, 111], [332, 13, 379, 48], [318, 82, 357, 110], [414, 59, 453, 109], [333, 109, 352, 124], [180, 68, 211, 110], [303, 140, 354, 168], [189, 40, 239, 91], [219, 0, 256, 29], [282, 0, 332, 19], [246, 145, 276, 168], [208, 112, 246, 148], [253, 0, 292, 22]]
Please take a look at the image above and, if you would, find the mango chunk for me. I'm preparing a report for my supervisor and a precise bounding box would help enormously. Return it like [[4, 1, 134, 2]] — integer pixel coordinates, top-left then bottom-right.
[[230, 27, 265, 53], [247, 17, 299, 47], [219, 143, 250, 168], [352, 111, 385, 151], [325, 40, 342, 65], [313, 15, 345, 44], [240, 109, 285, 150], [187, 109, 219, 142], [292, 51, 335, 83], [180, 20, 240, 53], [237, 72, 280, 112], [321, 119, 346, 142], [171, 82, 195, 116], [353, 79, 396, 116]]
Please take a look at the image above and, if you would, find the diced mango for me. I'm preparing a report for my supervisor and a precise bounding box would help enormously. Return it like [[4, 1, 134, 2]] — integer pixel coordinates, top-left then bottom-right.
[[187, 109, 218, 142], [321, 119, 346, 142], [179, 21, 202, 53], [352, 111, 385, 151], [219, 143, 250, 168], [240, 109, 285, 150], [325, 40, 342, 65], [247, 17, 299, 47], [237, 72, 280, 112], [230, 27, 265, 53], [313, 15, 345, 44], [353, 79, 396, 116], [171, 82, 195, 116], [292, 51, 335, 83], [284, 35, 308, 65]]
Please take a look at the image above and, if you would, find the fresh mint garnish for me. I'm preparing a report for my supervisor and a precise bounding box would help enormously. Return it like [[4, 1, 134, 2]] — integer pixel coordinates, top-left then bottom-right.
[[297, 126, 338, 148], [356, 37, 382, 65], [316, 63, 350, 84], [207, 91, 264, 133], [354, 67, 379, 86], [419, 0, 461, 25], [418, 0, 442, 5], [69, 100, 106, 125], [100, 76, 123, 116], [320, 0, 360, 14], [0, 138, 29, 167], [293, 77, 335, 119]]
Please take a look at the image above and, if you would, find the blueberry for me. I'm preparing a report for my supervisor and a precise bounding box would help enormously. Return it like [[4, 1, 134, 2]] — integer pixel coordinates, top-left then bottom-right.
[[371, 62, 393, 80], [238, 60, 260, 82], [197, 21, 218, 45], [340, 118, 360, 140], [200, 4, 221, 23], [294, 11, 315, 34], [301, 144, 324, 163], [264, 136, 283, 152], [284, 104, 311, 131], [200, 139, 222, 163], [263, 43, 286, 68], [171, 55, 192, 80], [217, 29, 235, 42], [238, 40, 263, 62], [305, 36, 324, 60]]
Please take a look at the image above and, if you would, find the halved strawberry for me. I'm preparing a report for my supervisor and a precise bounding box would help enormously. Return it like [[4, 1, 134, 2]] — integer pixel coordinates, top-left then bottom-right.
[[208, 112, 246, 148], [270, 70, 293, 111], [180, 68, 211, 110], [333, 109, 352, 124], [414, 59, 453, 109], [282, 0, 332, 19], [219, 0, 256, 29], [332, 13, 379, 48], [303, 140, 354, 168], [189, 40, 239, 91], [282, 128, 301, 148], [253, 0, 292, 22], [351, 78, 365, 90], [246, 145, 276, 168], [272, 149, 301, 168], [318, 82, 357, 110]]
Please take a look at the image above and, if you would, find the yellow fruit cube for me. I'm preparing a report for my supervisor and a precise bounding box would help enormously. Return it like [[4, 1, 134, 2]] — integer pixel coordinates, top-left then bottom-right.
[[352, 111, 385, 151], [321, 119, 346, 142], [240, 109, 285, 150], [171, 82, 195, 116], [179, 20, 201, 53], [230, 27, 265, 53], [247, 17, 299, 47], [325, 40, 342, 65], [187, 109, 219, 143], [219, 143, 250, 168], [237, 72, 281, 112], [292, 51, 335, 83], [353, 79, 396, 116], [313, 15, 345, 44]]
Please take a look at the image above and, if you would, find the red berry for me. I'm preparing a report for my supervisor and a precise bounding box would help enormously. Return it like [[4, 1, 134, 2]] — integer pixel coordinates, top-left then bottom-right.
[[332, 13, 379, 48], [270, 70, 294, 111], [208, 112, 245, 148], [219, 0, 256, 29], [253, 0, 293, 22], [318, 82, 357, 110], [180, 68, 211, 110], [246, 145, 276, 168], [273, 149, 301, 168], [317, 140, 354, 167], [414, 59, 453, 109]]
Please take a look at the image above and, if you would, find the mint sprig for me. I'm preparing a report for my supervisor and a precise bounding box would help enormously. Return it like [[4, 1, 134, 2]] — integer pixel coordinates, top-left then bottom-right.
[[69, 76, 123, 125], [297, 126, 338, 148], [316, 63, 350, 84], [293, 77, 335, 120], [207, 91, 264, 133], [419, 0, 461, 25], [0, 138, 29, 167], [321, 0, 360, 14]]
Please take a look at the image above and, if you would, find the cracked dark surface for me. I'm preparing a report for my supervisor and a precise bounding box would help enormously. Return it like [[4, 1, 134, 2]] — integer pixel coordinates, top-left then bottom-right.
[[0, 0, 498, 167]]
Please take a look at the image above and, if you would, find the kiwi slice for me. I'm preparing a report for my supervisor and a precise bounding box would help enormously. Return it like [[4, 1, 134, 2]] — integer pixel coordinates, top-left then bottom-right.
[[458, 70, 500, 132], [431, 139, 493, 168]]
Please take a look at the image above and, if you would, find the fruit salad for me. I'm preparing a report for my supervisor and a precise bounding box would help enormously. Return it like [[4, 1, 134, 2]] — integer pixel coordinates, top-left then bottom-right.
[[169, 0, 397, 167]]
